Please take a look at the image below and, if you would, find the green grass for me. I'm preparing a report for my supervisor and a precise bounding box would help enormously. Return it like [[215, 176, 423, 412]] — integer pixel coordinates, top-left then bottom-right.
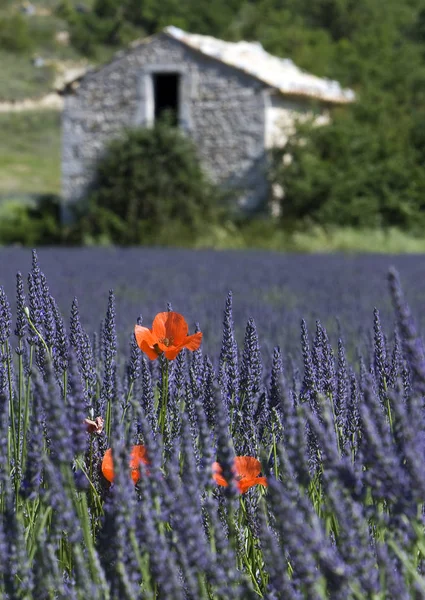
[[192, 221, 425, 253], [0, 110, 61, 196], [287, 225, 425, 253], [0, 4, 89, 101], [0, 51, 55, 101]]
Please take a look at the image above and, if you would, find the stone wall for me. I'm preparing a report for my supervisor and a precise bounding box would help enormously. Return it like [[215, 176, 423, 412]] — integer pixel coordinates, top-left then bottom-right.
[[264, 93, 329, 149], [61, 33, 268, 216]]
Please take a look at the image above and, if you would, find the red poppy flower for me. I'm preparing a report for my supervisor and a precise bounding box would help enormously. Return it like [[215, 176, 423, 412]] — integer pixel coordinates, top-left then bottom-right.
[[212, 456, 268, 494], [101, 444, 149, 484], [134, 311, 202, 360]]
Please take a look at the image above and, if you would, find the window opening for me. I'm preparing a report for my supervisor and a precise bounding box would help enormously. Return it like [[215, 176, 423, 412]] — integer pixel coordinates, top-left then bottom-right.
[[153, 73, 180, 125]]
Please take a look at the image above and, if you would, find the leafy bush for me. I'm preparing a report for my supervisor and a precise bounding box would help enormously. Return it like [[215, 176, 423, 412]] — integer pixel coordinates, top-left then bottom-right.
[[73, 121, 224, 245], [0, 195, 61, 246], [269, 104, 425, 230]]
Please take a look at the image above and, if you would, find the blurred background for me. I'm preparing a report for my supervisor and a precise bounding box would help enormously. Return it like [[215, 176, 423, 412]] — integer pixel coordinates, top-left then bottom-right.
[[1, 0, 425, 251]]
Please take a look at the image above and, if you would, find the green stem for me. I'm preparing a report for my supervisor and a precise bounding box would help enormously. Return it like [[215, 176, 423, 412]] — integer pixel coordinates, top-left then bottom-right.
[[3, 341, 16, 489], [24, 307, 50, 359], [328, 392, 342, 456], [121, 381, 134, 437], [75, 489, 109, 594], [16, 339, 23, 469], [388, 539, 425, 595], [158, 358, 169, 437], [105, 395, 112, 442], [238, 497, 265, 596], [21, 345, 34, 469]]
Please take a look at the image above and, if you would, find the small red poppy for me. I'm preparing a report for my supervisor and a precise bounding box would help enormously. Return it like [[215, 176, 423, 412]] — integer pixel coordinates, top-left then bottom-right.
[[135, 311, 202, 360], [212, 456, 268, 494], [101, 445, 149, 484]]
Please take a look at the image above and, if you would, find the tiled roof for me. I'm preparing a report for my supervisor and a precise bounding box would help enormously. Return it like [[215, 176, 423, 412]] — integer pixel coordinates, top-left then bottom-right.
[[164, 26, 355, 104]]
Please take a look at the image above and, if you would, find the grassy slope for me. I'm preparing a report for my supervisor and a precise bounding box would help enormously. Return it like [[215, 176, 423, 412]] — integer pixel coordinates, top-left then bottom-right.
[[0, 2, 87, 197], [0, 111, 61, 197], [0, 51, 56, 102], [0, 7, 81, 101]]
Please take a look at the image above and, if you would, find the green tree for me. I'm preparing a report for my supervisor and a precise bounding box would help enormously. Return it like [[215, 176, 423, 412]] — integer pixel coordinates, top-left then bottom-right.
[[271, 102, 425, 229]]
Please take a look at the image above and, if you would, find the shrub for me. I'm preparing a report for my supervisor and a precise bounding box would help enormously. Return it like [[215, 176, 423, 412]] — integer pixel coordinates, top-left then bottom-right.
[[269, 105, 425, 231], [77, 120, 224, 245], [0, 195, 61, 246]]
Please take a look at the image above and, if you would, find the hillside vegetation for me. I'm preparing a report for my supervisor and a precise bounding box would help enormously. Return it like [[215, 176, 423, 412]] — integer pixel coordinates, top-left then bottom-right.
[[1, 0, 425, 246]]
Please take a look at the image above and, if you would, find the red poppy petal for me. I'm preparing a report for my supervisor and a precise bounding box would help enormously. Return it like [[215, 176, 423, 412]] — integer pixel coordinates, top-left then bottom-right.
[[131, 444, 149, 465], [238, 478, 256, 494], [234, 456, 262, 479], [213, 473, 229, 487], [156, 340, 172, 352], [212, 461, 231, 487], [212, 466, 228, 488], [101, 448, 114, 483], [238, 477, 267, 494], [135, 325, 158, 350], [130, 445, 149, 483], [163, 346, 181, 360], [130, 470, 139, 484], [129, 445, 150, 484], [164, 312, 188, 345], [182, 332, 203, 352], [139, 339, 160, 360], [102, 446, 150, 485], [151, 313, 168, 339]]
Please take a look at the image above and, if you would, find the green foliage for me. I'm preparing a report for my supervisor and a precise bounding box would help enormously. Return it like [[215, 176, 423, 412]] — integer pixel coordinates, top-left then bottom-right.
[[270, 101, 425, 229], [64, 0, 140, 56], [0, 195, 61, 246], [69, 120, 224, 245], [265, 0, 425, 230], [0, 14, 33, 52]]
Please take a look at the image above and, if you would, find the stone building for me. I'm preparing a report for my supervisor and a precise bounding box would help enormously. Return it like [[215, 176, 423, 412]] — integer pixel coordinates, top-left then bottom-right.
[[61, 26, 354, 216]]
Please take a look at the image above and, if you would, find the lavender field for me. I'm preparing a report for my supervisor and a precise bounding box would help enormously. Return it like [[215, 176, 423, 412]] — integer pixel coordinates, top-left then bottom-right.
[[1, 248, 425, 598], [1, 248, 425, 360]]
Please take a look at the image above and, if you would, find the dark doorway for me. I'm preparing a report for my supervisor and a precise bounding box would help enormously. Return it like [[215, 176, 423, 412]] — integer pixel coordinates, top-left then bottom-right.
[[153, 73, 179, 125]]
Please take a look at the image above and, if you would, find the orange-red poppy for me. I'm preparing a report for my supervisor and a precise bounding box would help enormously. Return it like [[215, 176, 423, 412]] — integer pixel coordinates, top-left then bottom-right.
[[135, 311, 202, 361], [101, 445, 149, 484], [212, 456, 268, 494]]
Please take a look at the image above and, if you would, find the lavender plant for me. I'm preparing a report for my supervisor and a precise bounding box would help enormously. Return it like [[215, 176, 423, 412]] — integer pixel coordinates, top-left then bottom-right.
[[0, 250, 425, 598]]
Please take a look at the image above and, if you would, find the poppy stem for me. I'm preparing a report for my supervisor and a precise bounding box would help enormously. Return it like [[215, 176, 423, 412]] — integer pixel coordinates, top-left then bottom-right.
[[158, 356, 169, 437]]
